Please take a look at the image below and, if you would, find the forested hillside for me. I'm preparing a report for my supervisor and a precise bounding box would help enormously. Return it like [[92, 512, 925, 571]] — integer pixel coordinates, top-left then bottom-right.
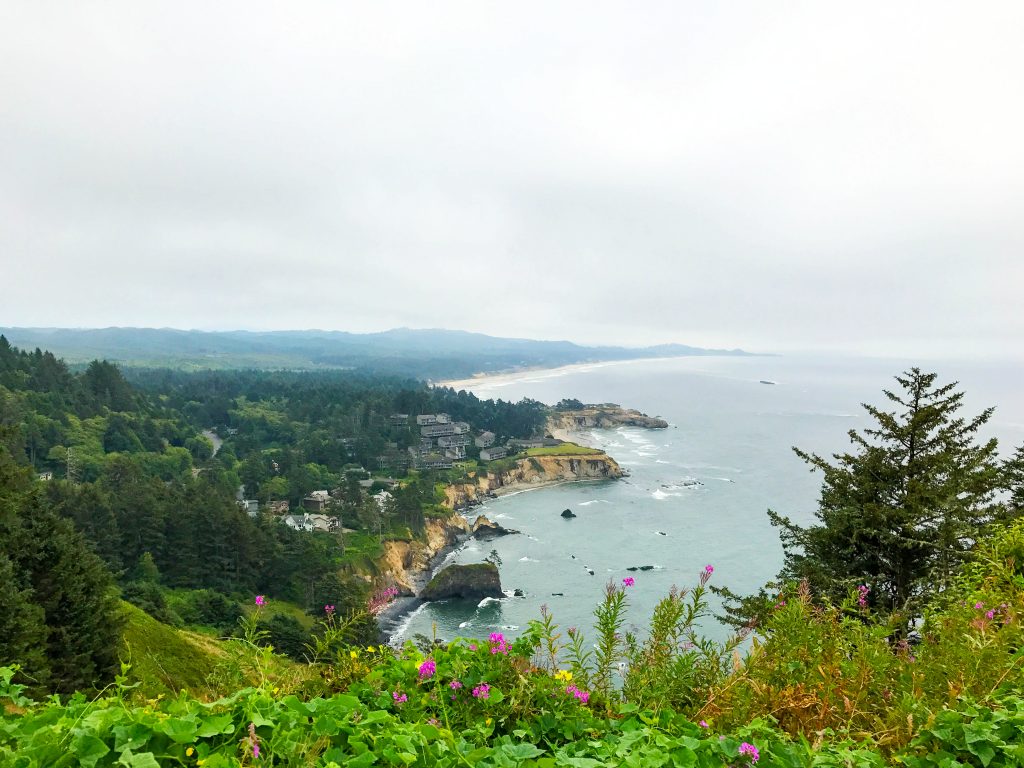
[[0, 336, 550, 696]]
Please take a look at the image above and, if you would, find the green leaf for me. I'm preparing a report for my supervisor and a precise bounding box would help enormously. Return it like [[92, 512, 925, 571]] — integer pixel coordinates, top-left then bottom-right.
[[122, 753, 161, 768], [196, 713, 235, 737], [73, 734, 111, 768], [501, 742, 545, 761]]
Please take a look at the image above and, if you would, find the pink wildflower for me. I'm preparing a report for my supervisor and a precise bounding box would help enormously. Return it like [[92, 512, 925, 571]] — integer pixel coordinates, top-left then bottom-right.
[[974, 602, 985, 610], [489, 632, 509, 655], [418, 659, 436, 679], [368, 586, 400, 615], [704, 565, 714, 575], [450, 680, 463, 690], [739, 742, 760, 763], [986, 610, 995, 619], [254, 595, 266, 607], [324, 604, 335, 616], [468, 644, 477, 651], [392, 691, 408, 703], [472, 683, 491, 699], [699, 720, 708, 728], [857, 585, 870, 608], [622, 576, 635, 587], [247, 722, 261, 759]]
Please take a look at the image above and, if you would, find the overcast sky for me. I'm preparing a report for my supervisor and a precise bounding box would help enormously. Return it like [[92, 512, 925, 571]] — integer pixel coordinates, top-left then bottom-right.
[[1, 2, 1021, 357]]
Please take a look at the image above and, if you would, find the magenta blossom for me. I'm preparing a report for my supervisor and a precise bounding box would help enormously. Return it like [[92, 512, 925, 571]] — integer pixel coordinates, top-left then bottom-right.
[[254, 595, 266, 607], [565, 684, 590, 704], [418, 659, 436, 679], [739, 742, 760, 763], [857, 585, 870, 608], [472, 683, 491, 699], [392, 691, 408, 703], [449, 680, 463, 690], [704, 565, 714, 575], [468, 644, 477, 651], [974, 601, 985, 610], [324, 604, 335, 616], [699, 720, 708, 728], [622, 576, 635, 587]]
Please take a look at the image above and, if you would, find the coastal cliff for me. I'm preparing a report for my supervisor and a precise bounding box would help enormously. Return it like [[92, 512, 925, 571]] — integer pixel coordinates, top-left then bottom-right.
[[547, 403, 668, 432], [377, 514, 470, 595], [443, 452, 623, 509]]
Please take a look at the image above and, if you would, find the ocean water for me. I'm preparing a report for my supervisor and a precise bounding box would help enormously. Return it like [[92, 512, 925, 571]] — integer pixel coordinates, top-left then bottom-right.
[[395, 354, 1024, 645]]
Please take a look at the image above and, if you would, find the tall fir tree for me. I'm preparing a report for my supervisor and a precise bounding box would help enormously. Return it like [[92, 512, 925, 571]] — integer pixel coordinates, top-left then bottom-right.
[[767, 369, 1003, 622], [0, 437, 124, 694]]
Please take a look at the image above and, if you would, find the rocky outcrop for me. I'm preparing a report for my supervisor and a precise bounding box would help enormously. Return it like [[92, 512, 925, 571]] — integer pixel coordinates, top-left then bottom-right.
[[377, 514, 470, 595], [442, 453, 623, 509], [561, 508, 576, 518], [471, 515, 518, 539], [547, 404, 669, 432], [420, 563, 503, 601]]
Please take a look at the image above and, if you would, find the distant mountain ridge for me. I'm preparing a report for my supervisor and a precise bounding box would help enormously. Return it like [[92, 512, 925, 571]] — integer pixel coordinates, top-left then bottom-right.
[[0, 326, 756, 379]]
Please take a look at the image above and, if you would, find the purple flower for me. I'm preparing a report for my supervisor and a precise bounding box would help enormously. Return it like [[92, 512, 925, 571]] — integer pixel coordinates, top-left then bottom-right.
[[857, 585, 870, 608], [704, 565, 714, 575], [450, 680, 463, 690], [418, 659, 436, 679], [253, 743, 260, 759], [472, 683, 490, 699], [324, 604, 335, 616], [622, 576, 635, 587], [468, 644, 477, 651], [975, 601, 985, 610], [699, 720, 708, 728], [739, 742, 760, 763], [392, 691, 408, 703], [986, 610, 995, 619], [488, 632, 509, 655], [254, 595, 266, 607]]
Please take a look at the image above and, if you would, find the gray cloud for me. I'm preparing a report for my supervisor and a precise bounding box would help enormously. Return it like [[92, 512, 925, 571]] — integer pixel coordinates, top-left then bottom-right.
[[1, 1, 1021, 357]]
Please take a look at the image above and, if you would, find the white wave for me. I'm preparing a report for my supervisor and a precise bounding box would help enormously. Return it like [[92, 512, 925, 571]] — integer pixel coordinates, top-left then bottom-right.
[[578, 499, 610, 506], [518, 556, 538, 562], [651, 489, 682, 500], [500, 625, 519, 631], [387, 602, 430, 644], [477, 596, 505, 608], [458, 620, 472, 629], [713, 477, 735, 483]]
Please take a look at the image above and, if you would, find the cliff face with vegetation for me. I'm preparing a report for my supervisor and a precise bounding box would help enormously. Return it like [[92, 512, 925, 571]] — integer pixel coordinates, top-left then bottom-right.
[[547, 404, 669, 432], [377, 515, 470, 595], [443, 453, 623, 509]]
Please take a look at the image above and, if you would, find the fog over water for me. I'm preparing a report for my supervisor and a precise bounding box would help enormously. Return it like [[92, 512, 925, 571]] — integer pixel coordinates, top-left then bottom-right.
[[393, 354, 1024, 644]]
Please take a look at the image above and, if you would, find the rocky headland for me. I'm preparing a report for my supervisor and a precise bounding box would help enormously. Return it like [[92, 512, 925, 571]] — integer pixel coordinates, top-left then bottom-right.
[[546, 403, 669, 433], [443, 452, 623, 510]]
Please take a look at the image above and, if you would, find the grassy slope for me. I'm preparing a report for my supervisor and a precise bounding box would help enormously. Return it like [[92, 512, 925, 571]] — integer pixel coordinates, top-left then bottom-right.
[[118, 602, 309, 700], [118, 603, 227, 698]]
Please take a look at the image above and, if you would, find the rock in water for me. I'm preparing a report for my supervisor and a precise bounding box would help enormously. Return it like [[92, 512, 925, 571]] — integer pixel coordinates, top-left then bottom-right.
[[513, 588, 525, 597], [471, 515, 518, 539], [561, 508, 577, 518], [419, 563, 504, 601]]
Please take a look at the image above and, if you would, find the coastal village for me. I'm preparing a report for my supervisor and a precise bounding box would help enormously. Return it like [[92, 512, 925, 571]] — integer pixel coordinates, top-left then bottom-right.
[[235, 405, 665, 540]]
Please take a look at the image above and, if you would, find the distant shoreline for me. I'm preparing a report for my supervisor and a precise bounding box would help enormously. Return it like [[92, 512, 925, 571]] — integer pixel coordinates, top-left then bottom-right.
[[434, 354, 731, 390]]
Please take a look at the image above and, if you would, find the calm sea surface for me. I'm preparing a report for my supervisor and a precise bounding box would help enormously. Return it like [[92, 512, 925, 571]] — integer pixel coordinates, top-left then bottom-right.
[[395, 354, 1024, 645]]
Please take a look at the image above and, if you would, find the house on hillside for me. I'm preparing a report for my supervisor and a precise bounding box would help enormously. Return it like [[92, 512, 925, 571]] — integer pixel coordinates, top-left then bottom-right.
[[302, 490, 332, 513], [480, 446, 508, 461], [239, 499, 260, 518], [475, 431, 495, 448], [267, 500, 290, 516]]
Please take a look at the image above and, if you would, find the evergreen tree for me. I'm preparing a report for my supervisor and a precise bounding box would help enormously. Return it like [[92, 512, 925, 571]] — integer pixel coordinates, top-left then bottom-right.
[[767, 369, 1002, 622], [0, 440, 124, 694], [1004, 445, 1024, 515]]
